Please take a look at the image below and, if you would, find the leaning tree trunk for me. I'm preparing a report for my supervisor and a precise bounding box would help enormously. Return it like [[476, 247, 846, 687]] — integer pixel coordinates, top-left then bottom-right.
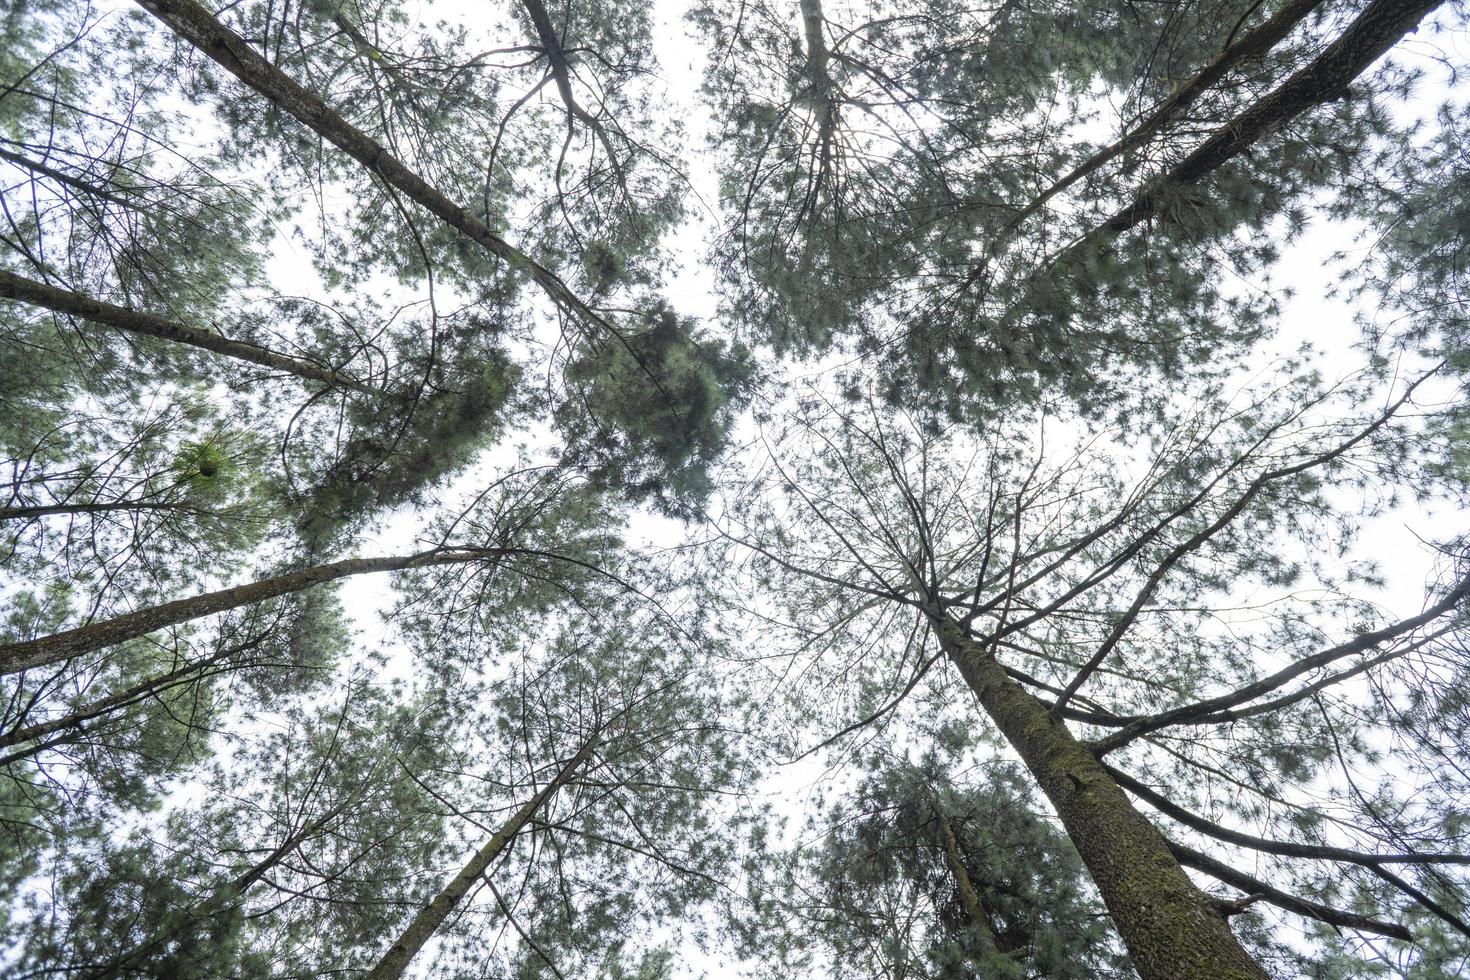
[[0, 269, 373, 393], [936, 619, 1267, 980], [365, 737, 599, 980], [0, 500, 184, 522], [0, 635, 263, 759], [1000, 0, 1327, 237], [131, 0, 598, 328], [0, 550, 488, 676], [1097, 0, 1444, 237], [934, 804, 1003, 961], [82, 802, 349, 980], [976, 0, 1446, 297]]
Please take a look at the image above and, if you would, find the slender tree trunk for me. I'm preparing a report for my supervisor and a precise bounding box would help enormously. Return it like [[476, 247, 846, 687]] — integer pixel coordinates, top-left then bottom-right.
[[82, 802, 349, 980], [516, 0, 624, 171], [364, 737, 599, 980], [519, 0, 587, 121], [131, 0, 598, 328], [1001, 0, 1327, 235], [0, 550, 489, 676], [934, 804, 1002, 960], [1169, 841, 1412, 940], [974, 0, 1444, 296], [0, 500, 197, 522], [936, 619, 1267, 980], [1, 500, 177, 521], [0, 269, 373, 393], [0, 637, 253, 755], [0, 147, 138, 205]]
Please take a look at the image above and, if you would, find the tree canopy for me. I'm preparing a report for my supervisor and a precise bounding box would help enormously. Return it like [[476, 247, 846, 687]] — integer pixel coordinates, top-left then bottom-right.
[[2, 0, 1468, 976]]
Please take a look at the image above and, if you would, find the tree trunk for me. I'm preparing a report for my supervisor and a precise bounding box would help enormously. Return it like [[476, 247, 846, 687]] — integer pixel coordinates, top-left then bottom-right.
[[519, 0, 585, 119], [798, 0, 831, 82], [936, 619, 1267, 980], [1001, 0, 1327, 236], [934, 804, 1003, 960], [83, 802, 348, 980], [0, 550, 487, 676], [0, 269, 373, 393], [1099, 0, 1443, 237], [364, 737, 598, 980], [0, 500, 184, 522], [0, 637, 254, 755], [1169, 840, 1412, 941], [0, 147, 138, 205], [977, 0, 1444, 297], [131, 0, 599, 330]]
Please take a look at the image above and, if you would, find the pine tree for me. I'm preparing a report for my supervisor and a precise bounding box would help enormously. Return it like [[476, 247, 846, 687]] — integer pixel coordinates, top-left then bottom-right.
[[713, 368, 1468, 976], [739, 746, 1130, 978]]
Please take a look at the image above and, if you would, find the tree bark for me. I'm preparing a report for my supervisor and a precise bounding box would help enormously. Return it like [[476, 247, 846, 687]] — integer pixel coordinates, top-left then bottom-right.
[[973, 0, 1444, 296], [82, 799, 350, 980], [364, 737, 598, 980], [0, 637, 255, 755], [131, 0, 601, 330], [934, 804, 1002, 960], [1095, 0, 1443, 238], [0, 147, 138, 206], [0, 550, 489, 676], [517, 0, 624, 172], [798, 0, 831, 83], [0, 269, 373, 393], [519, 0, 589, 125], [0, 499, 185, 522], [936, 619, 1267, 980], [1002, 0, 1327, 236]]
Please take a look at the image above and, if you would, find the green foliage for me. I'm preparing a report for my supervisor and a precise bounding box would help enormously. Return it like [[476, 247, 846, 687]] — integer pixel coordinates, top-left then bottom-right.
[[16, 827, 272, 979], [293, 337, 521, 549], [739, 751, 1128, 980], [558, 303, 755, 516], [0, 395, 272, 612], [693, 0, 1422, 420]]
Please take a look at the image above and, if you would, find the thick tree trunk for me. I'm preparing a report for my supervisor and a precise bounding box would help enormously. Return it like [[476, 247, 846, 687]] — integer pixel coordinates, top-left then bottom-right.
[[364, 738, 598, 980], [1003, 0, 1327, 235], [131, 0, 598, 329], [1098, 0, 1443, 237], [798, 0, 830, 82], [936, 619, 1267, 980], [934, 804, 1002, 960], [0, 550, 487, 676], [0, 269, 373, 393]]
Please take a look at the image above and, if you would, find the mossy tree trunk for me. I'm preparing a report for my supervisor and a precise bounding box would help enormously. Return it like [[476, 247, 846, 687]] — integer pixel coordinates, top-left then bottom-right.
[[934, 804, 1003, 961], [936, 620, 1267, 980]]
